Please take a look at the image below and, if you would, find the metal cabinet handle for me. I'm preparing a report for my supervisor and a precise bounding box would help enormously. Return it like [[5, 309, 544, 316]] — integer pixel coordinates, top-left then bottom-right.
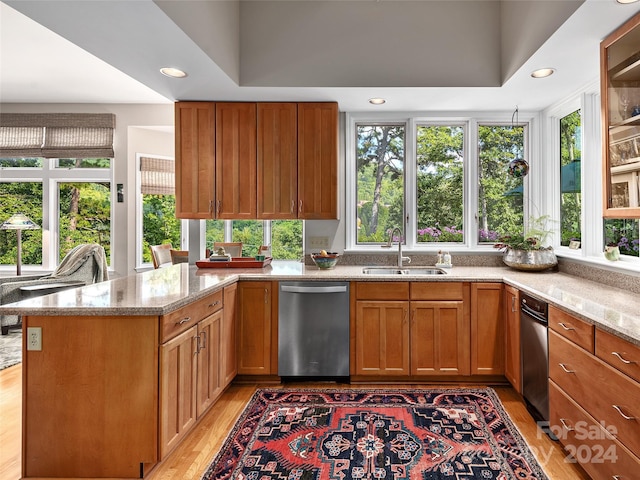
[[209, 300, 221, 308], [298, 200, 303, 213], [612, 352, 636, 365], [216, 200, 221, 215], [194, 334, 200, 355], [176, 316, 191, 325], [613, 475, 622, 480], [291, 199, 295, 214], [558, 322, 575, 331], [612, 405, 635, 420], [264, 288, 269, 304], [200, 331, 207, 351], [559, 418, 574, 431], [511, 296, 516, 312], [559, 363, 575, 374], [209, 200, 215, 214]]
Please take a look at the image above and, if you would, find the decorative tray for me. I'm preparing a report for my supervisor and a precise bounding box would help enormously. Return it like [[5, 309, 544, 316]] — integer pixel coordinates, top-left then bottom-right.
[[196, 257, 273, 269]]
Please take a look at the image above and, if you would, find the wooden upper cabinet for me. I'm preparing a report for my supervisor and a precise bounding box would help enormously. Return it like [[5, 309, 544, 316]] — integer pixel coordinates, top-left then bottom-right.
[[257, 103, 298, 219], [215, 103, 257, 219], [175, 102, 215, 219], [601, 11, 640, 218], [297, 102, 339, 219]]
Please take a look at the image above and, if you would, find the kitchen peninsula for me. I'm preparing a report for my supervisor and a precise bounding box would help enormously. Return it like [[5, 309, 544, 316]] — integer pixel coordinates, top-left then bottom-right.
[[1, 262, 639, 479]]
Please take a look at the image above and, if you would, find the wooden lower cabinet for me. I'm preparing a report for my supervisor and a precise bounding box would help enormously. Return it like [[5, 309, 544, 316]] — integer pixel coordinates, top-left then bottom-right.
[[504, 285, 521, 392], [160, 325, 198, 459], [550, 322, 640, 479], [237, 281, 276, 375], [196, 310, 224, 416], [550, 380, 640, 479], [471, 283, 504, 375], [355, 300, 409, 375], [411, 301, 469, 375], [353, 282, 471, 378]]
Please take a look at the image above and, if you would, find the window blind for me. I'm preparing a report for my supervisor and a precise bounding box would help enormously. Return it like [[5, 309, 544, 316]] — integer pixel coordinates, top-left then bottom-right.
[[0, 113, 115, 158], [140, 156, 175, 195]]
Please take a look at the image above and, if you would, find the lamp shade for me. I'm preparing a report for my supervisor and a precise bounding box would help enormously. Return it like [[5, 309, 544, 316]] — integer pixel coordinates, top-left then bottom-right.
[[0, 213, 40, 230]]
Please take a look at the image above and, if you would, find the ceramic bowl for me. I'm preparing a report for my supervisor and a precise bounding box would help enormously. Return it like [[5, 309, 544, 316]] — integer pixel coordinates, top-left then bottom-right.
[[311, 253, 340, 269]]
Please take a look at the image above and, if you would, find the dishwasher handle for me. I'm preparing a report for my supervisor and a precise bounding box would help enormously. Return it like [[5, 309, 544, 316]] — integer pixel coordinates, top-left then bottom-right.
[[521, 302, 548, 325], [281, 285, 348, 294]]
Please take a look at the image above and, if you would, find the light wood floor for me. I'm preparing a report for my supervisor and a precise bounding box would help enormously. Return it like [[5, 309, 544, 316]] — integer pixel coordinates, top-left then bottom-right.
[[0, 364, 588, 480]]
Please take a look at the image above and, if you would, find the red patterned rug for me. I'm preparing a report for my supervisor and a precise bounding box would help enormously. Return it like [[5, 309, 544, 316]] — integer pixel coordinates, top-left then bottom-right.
[[202, 388, 547, 480]]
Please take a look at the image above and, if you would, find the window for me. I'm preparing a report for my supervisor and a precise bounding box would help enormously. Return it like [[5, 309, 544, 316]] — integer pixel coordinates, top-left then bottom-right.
[[0, 158, 111, 270], [559, 110, 581, 247], [604, 218, 639, 258], [348, 114, 528, 251], [138, 155, 183, 265], [0, 181, 43, 267], [355, 124, 405, 244], [416, 124, 464, 244], [477, 124, 525, 243], [205, 219, 304, 260]]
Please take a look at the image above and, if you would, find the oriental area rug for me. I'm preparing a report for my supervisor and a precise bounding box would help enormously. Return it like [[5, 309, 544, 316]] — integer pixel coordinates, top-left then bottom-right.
[[201, 388, 548, 480], [0, 329, 21, 371]]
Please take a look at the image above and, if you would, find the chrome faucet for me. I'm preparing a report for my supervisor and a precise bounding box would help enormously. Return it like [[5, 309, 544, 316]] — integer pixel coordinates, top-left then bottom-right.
[[384, 227, 411, 267]]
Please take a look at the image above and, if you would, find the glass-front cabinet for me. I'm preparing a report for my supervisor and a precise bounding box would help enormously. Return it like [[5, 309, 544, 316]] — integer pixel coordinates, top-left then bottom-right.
[[602, 11, 640, 218]]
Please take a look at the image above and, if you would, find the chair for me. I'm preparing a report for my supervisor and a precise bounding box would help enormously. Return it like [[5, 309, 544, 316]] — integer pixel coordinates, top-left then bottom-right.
[[212, 242, 243, 258], [0, 243, 108, 335], [170, 249, 189, 264], [150, 243, 173, 269]]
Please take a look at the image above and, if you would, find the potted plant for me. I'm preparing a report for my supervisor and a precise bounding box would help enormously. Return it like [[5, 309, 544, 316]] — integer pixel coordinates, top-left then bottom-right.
[[494, 215, 558, 271]]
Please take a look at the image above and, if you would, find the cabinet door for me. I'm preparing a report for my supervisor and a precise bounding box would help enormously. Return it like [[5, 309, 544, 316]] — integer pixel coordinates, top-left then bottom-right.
[[221, 282, 238, 386], [297, 102, 338, 219], [257, 103, 298, 219], [196, 310, 223, 418], [471, 283, 504, 375], [411, 301, 469, 376], [175, 102, 215, 219], [215, 102, 257, 219], [237, 281, 273, 375], [601, 11, 640, 218], [355, 301, 409, 375], [159, 325, 198, 459], [504, 285, 521, 392]]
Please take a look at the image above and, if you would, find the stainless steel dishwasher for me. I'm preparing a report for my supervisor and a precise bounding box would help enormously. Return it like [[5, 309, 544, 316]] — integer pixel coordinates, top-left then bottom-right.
[[278, 281, 349, 379], [520, 292, 549, 424]]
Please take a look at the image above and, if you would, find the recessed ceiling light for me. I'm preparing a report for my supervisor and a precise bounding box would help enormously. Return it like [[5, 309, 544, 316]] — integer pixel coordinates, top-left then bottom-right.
[[369, 98, 386, 105], [160, 67, 188, 78], [616, 0, 639, 4], [531, 68, 555, 78]]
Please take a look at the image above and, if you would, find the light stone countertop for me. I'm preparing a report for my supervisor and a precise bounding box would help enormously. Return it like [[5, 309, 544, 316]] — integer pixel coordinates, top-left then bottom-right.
[[1, 261, 638, 346]]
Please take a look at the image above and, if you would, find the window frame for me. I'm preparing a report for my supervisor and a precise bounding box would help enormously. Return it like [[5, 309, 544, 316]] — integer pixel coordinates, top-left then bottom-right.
[[0, 157, 112, 272], [345, 112, 534, 253]]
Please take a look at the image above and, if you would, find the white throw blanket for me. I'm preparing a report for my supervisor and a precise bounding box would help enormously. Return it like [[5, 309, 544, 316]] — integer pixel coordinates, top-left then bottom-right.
[[51, 243, 108, 282]]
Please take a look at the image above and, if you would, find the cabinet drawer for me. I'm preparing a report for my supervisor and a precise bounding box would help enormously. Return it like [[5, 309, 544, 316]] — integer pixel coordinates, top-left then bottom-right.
[[596, 328, 640, 384], [549, 305, 594, 353], [411, 282, 464, 300], [356, 282, 409, 300], [549, 330, 640, 457], [550, 380, 640, 480], [161, 290, 223, 342]]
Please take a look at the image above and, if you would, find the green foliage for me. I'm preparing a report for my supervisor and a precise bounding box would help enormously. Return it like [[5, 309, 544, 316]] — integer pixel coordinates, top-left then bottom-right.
[[142, 194, 182, 263], [0, 182, 43, 266], [494, 215, 555, 251], [271, 220, 303, 260], [478, 125, 524, 241], [560, 110, 582, 246]]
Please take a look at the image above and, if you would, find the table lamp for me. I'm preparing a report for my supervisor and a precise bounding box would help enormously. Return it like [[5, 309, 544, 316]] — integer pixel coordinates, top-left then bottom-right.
[[1, 213, 40, 275]]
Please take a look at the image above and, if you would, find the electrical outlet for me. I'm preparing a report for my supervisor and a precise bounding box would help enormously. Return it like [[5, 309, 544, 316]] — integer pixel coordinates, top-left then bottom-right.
[[27, 327, 42, 351], [308, 236, 329, 249]]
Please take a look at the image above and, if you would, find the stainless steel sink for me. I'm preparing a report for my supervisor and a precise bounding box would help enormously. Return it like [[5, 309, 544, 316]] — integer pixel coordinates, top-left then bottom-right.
[[362, 267, 446, 275]]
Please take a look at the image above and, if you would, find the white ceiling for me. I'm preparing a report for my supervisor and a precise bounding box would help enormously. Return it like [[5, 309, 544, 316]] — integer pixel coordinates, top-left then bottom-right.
[[1, 0, 639, 112]]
